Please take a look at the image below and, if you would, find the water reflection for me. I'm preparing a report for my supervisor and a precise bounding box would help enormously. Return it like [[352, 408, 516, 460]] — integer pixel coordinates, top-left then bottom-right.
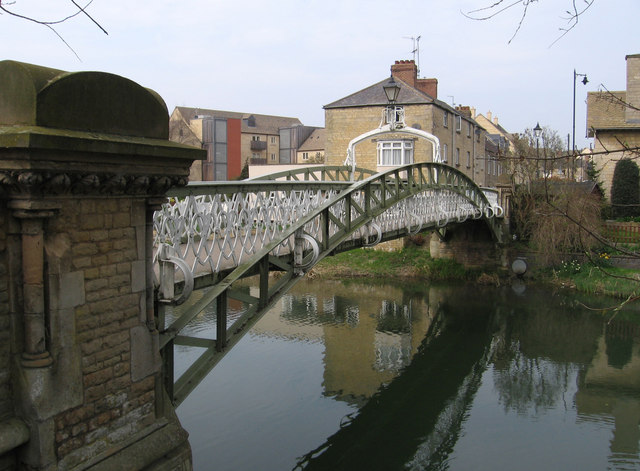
[[174, 279, 640, 471]]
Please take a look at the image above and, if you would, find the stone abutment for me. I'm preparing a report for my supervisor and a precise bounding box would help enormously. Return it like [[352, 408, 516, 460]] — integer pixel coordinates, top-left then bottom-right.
[[0, 61, 204, 471]]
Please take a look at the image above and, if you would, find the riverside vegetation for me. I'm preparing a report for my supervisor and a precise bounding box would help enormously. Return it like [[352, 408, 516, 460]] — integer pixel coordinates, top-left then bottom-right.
[[311, 243, 640, 307]]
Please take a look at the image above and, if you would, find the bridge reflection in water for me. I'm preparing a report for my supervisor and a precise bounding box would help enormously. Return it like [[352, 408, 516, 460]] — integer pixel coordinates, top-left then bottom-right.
[[173, 280, 640, 471]]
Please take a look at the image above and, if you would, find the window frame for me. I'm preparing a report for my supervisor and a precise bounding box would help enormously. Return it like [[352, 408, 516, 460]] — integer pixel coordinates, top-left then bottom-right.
[[377, 140, 414, 167]]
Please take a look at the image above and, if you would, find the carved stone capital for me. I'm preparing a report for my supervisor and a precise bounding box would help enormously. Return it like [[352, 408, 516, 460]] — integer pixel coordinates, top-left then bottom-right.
[[0, 170, 188, 198]]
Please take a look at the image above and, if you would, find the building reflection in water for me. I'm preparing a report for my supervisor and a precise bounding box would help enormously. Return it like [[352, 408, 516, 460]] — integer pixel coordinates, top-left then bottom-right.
[[250, 279, 436, 405], [249, 280, 640, 469]]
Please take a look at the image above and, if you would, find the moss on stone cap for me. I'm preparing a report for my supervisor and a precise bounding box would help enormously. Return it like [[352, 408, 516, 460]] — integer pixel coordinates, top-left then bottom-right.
[[0, 60, 168, 139]]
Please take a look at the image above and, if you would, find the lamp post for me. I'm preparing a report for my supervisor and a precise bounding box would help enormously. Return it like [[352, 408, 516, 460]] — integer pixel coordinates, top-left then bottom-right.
[[382, 76, 403, 129], [534, 122, 542, 178], [572, 69, 588, 180]]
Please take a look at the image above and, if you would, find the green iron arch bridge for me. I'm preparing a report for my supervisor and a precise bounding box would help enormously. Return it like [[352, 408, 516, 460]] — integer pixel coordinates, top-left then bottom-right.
[[153, 164, 504, 405]]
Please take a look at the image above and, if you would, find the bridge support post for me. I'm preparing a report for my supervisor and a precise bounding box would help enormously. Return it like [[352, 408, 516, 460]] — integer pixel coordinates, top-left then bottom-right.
[[429, 220, 504, 269], [0, 61, 204, 471]]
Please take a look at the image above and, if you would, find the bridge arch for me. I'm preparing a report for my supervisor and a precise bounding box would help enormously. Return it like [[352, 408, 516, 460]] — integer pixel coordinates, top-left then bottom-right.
[[248, 165, 377, 182]]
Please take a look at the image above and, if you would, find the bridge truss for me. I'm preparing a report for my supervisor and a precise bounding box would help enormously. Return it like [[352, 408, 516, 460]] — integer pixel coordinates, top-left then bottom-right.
[[153, 164, 503, 405]]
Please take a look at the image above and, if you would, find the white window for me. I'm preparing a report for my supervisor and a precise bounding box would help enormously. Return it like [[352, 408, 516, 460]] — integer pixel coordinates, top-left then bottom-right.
[[270, 136, 276, 144], [270, 153, 276, 161], [466, 151, 471, 168], [443, 112, 449, 128], [377, 140, 414, 166], [252, 136, 260, 141], [467, 122, 472, 137], [302, 152, 309, 161], [455, 116, 462, 132], [442, 144, 448, 163], [455, 148, 460, 166]]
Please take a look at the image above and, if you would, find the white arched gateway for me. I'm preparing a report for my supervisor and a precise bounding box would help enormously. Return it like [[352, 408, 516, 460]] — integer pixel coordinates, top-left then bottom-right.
[[344, 109, 441, 180]]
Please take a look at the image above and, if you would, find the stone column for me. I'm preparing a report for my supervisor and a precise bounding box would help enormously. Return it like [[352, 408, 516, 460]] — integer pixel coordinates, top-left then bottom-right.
[[11, 206, 56, 368]]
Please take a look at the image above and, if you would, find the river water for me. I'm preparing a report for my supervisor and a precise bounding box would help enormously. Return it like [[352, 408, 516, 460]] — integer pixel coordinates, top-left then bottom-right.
[[173, 278, 640, 470]]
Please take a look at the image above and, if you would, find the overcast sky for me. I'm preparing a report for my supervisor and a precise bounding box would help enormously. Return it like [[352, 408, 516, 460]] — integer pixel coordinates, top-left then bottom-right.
[[1, 0, 637, 150]]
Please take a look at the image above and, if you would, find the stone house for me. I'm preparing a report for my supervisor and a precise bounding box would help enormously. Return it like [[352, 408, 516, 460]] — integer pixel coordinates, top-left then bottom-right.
[[169, 106, 317, 181], [587, 53, 640, 200], [297, 128, 326, 164], [324, 60, 496, 187]]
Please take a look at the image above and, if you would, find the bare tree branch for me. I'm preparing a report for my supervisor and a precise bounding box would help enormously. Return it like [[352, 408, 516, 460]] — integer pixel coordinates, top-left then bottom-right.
[[548, 0, 595, 46], [0, 0, 107, 60], [463, 0, 597, 45]]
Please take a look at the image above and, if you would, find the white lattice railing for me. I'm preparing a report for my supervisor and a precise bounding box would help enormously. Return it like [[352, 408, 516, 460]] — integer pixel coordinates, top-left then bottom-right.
[[153, 181, 503, 279]]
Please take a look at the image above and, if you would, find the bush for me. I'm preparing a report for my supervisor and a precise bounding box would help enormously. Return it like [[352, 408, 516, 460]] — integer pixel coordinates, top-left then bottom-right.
[[611, 159, 640, 218], [527, 187, 603, 264]]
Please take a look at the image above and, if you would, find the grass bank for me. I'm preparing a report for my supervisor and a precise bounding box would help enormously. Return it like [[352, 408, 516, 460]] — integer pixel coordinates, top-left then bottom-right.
[[310, 246, 477, 282], [311, 247, 640, 301], [544, 260, 640, 300]]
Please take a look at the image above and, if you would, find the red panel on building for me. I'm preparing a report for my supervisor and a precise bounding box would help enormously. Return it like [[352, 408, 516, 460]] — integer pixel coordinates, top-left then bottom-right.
[[227, 118, 242, 180]]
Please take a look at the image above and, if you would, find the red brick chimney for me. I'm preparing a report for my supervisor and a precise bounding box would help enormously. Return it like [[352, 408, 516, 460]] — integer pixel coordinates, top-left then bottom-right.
[[391, 60, 438, 98]]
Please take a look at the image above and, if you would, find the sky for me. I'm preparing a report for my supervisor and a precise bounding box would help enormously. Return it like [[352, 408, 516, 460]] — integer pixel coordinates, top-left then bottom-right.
[[1, 0, 638, 150]]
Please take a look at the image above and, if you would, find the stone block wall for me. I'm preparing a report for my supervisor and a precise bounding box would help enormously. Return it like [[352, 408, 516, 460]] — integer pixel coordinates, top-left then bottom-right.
[[44, 197, 156, 468]]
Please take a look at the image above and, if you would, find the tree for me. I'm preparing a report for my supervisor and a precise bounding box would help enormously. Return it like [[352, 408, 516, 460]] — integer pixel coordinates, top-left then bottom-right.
[[610, 159, 640, 219], [463, 0, 596, 45], [504, 124, 565, 190], [505, 125, 603, 263]]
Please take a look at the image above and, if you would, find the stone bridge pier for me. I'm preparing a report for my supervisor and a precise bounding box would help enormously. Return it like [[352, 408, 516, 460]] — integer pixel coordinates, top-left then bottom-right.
[[429, 219, 509, 270], [0, 61, 204, 470]]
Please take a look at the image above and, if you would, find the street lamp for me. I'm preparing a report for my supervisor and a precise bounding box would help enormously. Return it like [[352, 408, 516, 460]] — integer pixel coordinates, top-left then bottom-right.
[[534, 122, 542, 178], [382, 76, 404, 129], [383, 76, 401, 103], [573, 69, 588, 179]]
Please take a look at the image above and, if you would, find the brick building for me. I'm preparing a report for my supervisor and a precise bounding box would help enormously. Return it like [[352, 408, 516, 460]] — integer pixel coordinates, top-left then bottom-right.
[[324, 60, 497, 187], [587, 53, 640, 200]]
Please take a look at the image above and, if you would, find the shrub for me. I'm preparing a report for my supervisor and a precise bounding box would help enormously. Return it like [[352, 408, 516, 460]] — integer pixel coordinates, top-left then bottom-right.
[[611, 159, 640, 218]]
